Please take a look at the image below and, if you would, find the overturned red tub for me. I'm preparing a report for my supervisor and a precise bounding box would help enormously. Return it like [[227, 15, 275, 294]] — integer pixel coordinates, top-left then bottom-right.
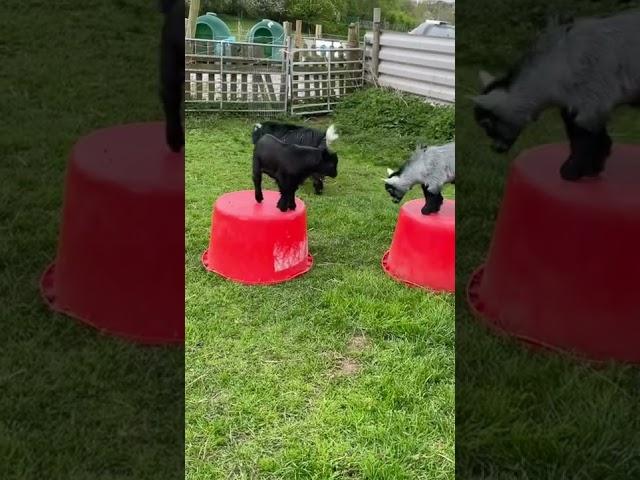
[[202, 190, 313, 285], [467, 143, 640, 363], [382, 198, 455, 292], [40, 122, 184, 344]]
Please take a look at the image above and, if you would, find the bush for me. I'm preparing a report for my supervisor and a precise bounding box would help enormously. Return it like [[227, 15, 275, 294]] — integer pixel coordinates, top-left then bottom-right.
[[333, 87, 454, 167]]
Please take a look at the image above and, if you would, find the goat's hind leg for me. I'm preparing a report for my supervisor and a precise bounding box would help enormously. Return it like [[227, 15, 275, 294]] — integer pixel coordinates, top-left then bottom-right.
[[252, 154, 263, 203], [421, 184, 443, 215], [312, 174, 324, 195]]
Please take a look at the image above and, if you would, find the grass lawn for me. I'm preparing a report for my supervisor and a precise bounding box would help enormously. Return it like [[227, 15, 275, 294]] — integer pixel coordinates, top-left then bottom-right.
[[456, 59, 640, 478], [1, 2, 183, 478], [185, 103, 455, 478]]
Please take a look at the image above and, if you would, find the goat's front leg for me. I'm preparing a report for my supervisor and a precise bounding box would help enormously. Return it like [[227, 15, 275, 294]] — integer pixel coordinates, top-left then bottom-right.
[[421, 184, 443, 215], [311, 174, 324, 195], [275, 176, 292, 212], [560, 109, 609, 181], [586, 127, 612, 177], [284, 178, 299, 211], [252, 154, 263, 203]]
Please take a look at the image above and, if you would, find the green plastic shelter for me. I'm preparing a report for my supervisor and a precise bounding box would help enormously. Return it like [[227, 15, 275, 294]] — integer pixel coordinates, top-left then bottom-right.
[[247, 19, 285, 59], [195, 12, 232, 41]]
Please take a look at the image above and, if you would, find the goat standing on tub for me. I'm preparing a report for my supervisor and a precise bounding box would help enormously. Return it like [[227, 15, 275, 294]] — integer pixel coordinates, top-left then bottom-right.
[[385, 142, 455, 215], [252, 122, 339, 194], [471, 9, 640, 180], [253, 135, 339, 212], [160, 0, 184, 152]]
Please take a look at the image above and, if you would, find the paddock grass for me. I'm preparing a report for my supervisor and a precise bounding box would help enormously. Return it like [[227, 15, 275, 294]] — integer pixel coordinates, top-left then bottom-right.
[[456, 60, 640, 478], [185, 105, 455, 479], [1, 2, 183, 478]]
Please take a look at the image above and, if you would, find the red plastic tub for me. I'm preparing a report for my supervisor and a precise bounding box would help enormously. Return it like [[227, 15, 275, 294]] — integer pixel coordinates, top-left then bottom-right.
[[40, 122, 184, 344], [382, 198, 455, 292], [202, 190, 313, 285], [467, 143, 640, 363]]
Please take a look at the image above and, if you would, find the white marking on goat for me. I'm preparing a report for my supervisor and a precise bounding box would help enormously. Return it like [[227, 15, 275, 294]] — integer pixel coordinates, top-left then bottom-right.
[[386, 168, 394, 176], [273, 240, 307, 272], [254, 123, 261, 130], [326, 124, 339, 147]]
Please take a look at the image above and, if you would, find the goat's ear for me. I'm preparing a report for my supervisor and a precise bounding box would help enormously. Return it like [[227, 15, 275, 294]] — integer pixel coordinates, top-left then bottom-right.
[[478, 70, 495, 88], [386, 168, 394, 176]]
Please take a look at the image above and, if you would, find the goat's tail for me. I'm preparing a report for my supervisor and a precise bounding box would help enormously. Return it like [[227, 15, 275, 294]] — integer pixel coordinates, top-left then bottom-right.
[[325, 124, 339, 147]]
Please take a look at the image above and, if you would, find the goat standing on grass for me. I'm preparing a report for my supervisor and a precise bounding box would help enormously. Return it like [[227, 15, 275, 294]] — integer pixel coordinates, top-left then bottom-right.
[[471, 9, 640, 181], [160, 0, 184, 152], [253, 135, 338, 212], [384, 142, 455, 215], [252, 122, 339, 194]]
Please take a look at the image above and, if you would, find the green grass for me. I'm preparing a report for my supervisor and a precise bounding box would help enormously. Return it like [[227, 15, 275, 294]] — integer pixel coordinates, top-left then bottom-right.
[[185, 109, 455, 479], [456, 59, 640, 479], [1, 2, 183, 478], [217, 14, 259, 40]]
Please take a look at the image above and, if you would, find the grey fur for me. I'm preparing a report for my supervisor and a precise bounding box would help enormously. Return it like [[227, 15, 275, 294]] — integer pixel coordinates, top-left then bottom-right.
[[474, 10, 640, 134], [386, 142, 455, 196]]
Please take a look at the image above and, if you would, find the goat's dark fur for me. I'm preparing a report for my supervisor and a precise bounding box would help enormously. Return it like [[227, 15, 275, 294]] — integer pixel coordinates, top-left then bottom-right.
[[252, 121, 336, 194], [160, 0, 184, 152], [253, 134, 338, 212]]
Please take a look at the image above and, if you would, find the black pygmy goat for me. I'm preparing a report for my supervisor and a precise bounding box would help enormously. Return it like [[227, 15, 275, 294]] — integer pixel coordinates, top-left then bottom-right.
[[253, 134, 338, 212], [160, 0, 184, 152], [252, 122, 339, 194]]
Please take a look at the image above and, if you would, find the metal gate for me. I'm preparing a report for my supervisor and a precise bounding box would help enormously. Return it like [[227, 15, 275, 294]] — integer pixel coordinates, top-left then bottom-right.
[[288, 43, 366, 116], [185, 38, 365, 116]]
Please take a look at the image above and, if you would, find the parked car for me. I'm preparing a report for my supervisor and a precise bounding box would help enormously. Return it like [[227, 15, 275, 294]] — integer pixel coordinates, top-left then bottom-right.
[[409, 20, 455, 39]]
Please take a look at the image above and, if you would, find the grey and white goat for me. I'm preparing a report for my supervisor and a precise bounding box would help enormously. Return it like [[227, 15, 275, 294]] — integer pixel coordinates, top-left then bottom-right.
[[472, 9, 640, 180], [384, 142, 455, 215]]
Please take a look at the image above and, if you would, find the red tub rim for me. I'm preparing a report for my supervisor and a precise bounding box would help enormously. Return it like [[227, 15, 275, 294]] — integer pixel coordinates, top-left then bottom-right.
[[381, 249, 453, 294], [201, 248, 314, 286], [465, 264, 631, 366], [40, 262, 184, 345]]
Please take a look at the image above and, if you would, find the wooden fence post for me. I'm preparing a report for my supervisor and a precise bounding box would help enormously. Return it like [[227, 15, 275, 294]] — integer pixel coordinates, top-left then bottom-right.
[[371, 8, 381, 79], [187, 0, 200, 38], [315, 24, 322, 39], [295, 20, 303, 49]]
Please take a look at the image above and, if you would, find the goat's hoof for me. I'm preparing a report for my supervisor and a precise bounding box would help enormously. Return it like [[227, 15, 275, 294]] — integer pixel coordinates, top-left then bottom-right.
[[559, 160, 585, 181], [584, 158, 608, 177], [255, 195, 263, 203], [421, 205, 439, 215], [166, 126, 184, 153]]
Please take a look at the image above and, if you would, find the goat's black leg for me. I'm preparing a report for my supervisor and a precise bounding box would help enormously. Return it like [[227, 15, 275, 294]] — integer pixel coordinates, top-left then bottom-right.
[[312, 174, 324, 195], [160, 1, 184, 153], [421, 185, 443, 215], [560, 109, 607, 181], [252, 154, 263, 203], [584, 128, 611, 177], [275, 178, 291, 212], [284, 179, 298, 211]]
